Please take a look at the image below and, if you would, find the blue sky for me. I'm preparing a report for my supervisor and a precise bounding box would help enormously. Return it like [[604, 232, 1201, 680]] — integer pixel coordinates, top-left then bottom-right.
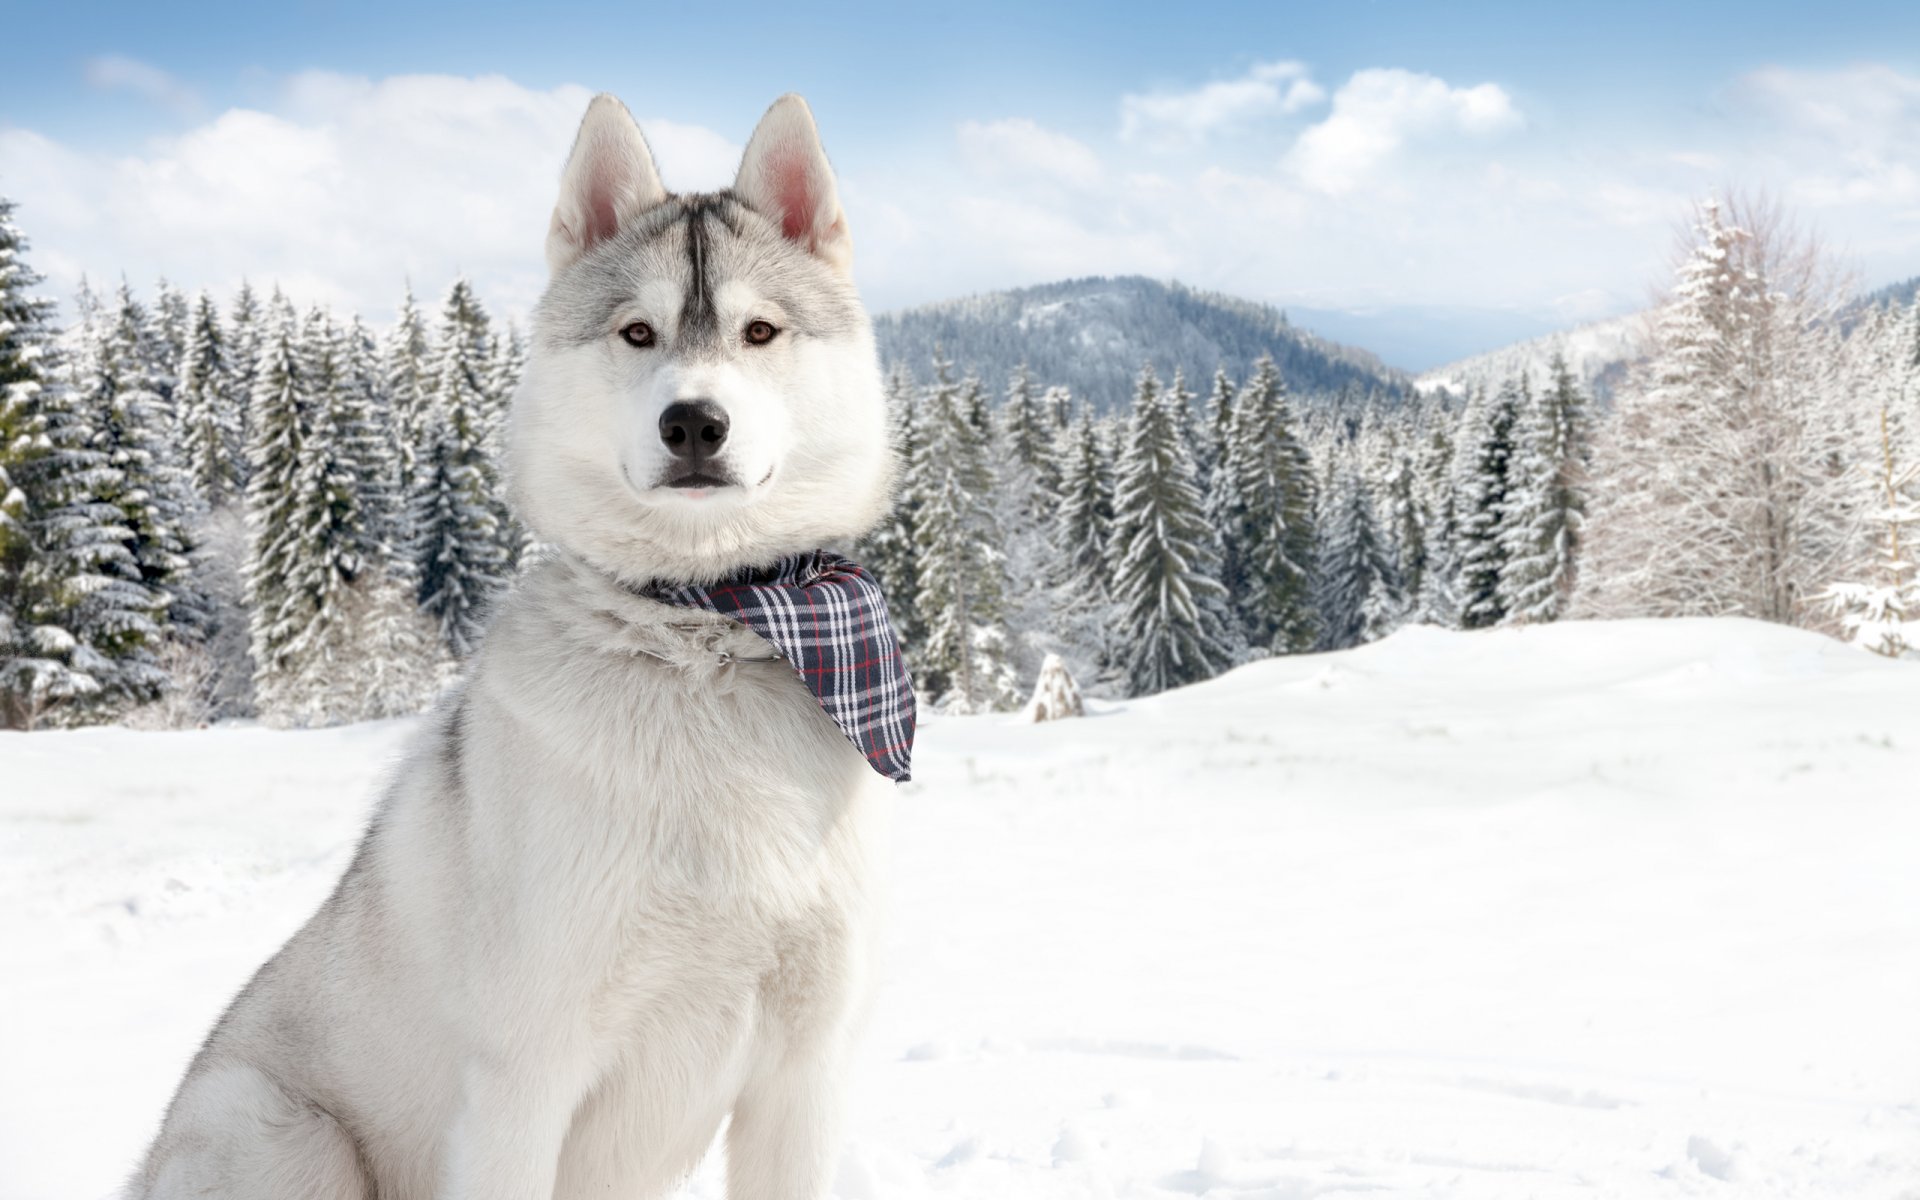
[[5, 1, 1920, 368]]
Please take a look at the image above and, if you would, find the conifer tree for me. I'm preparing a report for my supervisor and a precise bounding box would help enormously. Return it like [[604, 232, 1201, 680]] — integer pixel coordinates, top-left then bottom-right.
[[1380, 448, 1426, 619], [1824, 394, 1918, 658], [1200, 366, 1237, 485], [149, 279, 190, 421], [1316, 465, 1397, 648], [413, 278, 507, 658], [1000, 363, 1048, 482], [1455, 377, 1521, 628], [244, 292, 310, 715], [226, 282, 262, 476], [85, 283, 204, 642], [1209, 354, 1317, 654], [859, 363, 924, 650], [1498, 354, 1590, 622], [176, 291, 244, 509], [1041, 384, 1073, 432], [342, 313, 404, 558], [1053, 410, 1114, 601], [382, 283, 433, 513], [0, 200, 159, 725], [1110, 363, 1234, 694], [1412, 418, 1461, 624], [913, 354, 1017, 710], [484, 319, 528, 564]]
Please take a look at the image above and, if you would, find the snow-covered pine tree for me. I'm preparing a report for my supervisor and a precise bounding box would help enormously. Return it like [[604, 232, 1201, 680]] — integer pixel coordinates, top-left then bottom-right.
[[957, 370, 992, 441], [1048, 407, 1118, 679], [912, 354, 1018, 711], [243, 291, 309, 716], [1041, 383, 1073, 432], [1315, 463, 1397, 648], [1411, 416, 1461, 625], [1166, 367, 1198, 461], [382, 283, 433, 524], [1498, 354, 1590, 623], [1822, 306, 1918, 657], [176, 291, 244, 509], [1000, 363, 1047, 485], [484, 318, 528, 566], [1210, 354, 1318, 654], [1110, 363, 1235, 694], [991, 361, 1056, 684], [85, 283, 206, 647], [1577, 196, 1856, 627], [1455, 376, 1522, 629], [341, 313, 404, 558], [1199, 366, 1237, 486], [0, 200, 145, 726], [1380, 446, 1425, 618], [412, 278, 507, 659], [224, 283, 262, 480], [149, 278, 190, 421], [859, 362, 923, 652]]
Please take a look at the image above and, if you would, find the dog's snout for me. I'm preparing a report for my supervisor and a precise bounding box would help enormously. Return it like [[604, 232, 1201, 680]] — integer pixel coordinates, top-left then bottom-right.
[[659, 400, 730, 461]]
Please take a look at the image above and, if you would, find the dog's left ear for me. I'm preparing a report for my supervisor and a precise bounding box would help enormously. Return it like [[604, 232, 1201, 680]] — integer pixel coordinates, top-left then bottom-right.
[[734, 94, 852, 274]]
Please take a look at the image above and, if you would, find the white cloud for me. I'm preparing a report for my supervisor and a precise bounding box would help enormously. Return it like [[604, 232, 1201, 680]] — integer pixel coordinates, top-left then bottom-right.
[[83, 55, 199, 115], [1732, 64, 1920, 209], [0, 73, 740, 324], [956, 117, 1104, 188], [1120, 61, 1326, 145], [1287, 68, 1522, 195]]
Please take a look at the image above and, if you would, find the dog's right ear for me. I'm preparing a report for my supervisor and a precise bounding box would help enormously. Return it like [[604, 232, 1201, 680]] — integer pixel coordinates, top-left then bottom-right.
[[546, 94, 668, 276]]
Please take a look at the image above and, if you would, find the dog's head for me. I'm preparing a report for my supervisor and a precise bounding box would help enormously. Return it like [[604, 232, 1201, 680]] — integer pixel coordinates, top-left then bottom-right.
[[510, 93, 894, 585]]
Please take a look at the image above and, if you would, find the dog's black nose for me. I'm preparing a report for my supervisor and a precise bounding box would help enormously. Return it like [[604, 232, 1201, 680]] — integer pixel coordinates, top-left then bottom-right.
[[659, 400, 730, 461]]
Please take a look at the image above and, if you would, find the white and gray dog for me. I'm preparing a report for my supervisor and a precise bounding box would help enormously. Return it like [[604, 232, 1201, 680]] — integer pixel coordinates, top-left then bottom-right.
[[130, 93, 899, 1200]]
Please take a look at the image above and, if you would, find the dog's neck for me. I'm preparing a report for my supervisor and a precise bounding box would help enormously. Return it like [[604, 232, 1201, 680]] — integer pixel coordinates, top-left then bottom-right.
[[536, 551, 782, 675]]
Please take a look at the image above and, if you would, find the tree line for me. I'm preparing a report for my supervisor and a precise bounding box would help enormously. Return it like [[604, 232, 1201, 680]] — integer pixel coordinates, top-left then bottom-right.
[[0, 196, 522, 729], [4, 192, 1915, 729]]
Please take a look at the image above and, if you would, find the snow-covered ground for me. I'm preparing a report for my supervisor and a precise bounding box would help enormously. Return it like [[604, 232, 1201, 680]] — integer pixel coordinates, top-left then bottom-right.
[[3, 617, 1917, 1199]]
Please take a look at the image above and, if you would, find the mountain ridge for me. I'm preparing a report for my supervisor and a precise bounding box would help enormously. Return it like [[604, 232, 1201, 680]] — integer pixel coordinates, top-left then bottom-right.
[[871, 275, 1411, 411]]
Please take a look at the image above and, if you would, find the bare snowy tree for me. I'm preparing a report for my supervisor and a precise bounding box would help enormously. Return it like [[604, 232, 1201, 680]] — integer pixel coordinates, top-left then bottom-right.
[[1577, 193, 1861, 628]]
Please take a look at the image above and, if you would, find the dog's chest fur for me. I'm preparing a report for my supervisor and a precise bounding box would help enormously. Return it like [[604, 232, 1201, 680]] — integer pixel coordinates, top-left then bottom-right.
[[464, 552, 886, 1006]]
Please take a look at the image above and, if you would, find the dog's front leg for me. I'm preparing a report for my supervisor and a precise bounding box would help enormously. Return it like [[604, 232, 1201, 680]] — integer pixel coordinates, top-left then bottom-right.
[[724, 1048, 848, 1200], [440, 1052, 595, 1200]]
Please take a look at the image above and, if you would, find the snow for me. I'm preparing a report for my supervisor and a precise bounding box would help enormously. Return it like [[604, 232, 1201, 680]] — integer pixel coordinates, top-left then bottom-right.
[[3, 617, 1917, 1199]]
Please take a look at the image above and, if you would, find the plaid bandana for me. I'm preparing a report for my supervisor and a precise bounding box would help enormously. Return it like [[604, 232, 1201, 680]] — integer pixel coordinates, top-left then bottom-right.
[[641, 551, 916, 783]]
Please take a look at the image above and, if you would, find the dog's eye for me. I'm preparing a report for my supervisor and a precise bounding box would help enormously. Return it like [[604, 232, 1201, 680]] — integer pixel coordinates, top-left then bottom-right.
[[744, 320, 779, 346], [620, 321, 655, 348]]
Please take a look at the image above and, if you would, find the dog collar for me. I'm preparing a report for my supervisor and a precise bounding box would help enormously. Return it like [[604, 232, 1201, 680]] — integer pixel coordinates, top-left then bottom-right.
[[637, 551, 916, 783]]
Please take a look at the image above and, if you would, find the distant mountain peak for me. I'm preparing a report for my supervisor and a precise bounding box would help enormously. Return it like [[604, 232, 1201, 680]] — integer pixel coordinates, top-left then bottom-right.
[[872, 275, 1409, 412]]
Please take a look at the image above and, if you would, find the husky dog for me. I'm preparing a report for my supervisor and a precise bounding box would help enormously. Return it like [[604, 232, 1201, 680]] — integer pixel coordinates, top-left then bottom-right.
[[131, 93, 898, 1200]]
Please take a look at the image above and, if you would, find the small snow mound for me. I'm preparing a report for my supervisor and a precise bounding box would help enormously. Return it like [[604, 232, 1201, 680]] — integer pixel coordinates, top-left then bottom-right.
[[1687, 1134, 1739, 1181], [1196, 1137, 1235, 1181], [1051, 1122, 1094, 1165], [934, 1136, 981, 1169]]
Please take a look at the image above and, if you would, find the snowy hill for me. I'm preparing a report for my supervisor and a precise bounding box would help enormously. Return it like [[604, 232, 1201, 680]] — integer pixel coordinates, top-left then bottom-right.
[[4, 618, 1917, 1198], [1415, 311, 1644, 402], [872, 276, 1410, 412]]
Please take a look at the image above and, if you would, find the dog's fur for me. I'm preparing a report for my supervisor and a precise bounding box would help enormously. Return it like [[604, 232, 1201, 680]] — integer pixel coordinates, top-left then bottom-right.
[[130, 93, 898, 1200]]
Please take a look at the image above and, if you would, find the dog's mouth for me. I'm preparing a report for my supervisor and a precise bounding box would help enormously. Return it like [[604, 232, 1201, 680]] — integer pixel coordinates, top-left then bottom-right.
[[665, 471, 733, 489], [634, 463, 776, 497]]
